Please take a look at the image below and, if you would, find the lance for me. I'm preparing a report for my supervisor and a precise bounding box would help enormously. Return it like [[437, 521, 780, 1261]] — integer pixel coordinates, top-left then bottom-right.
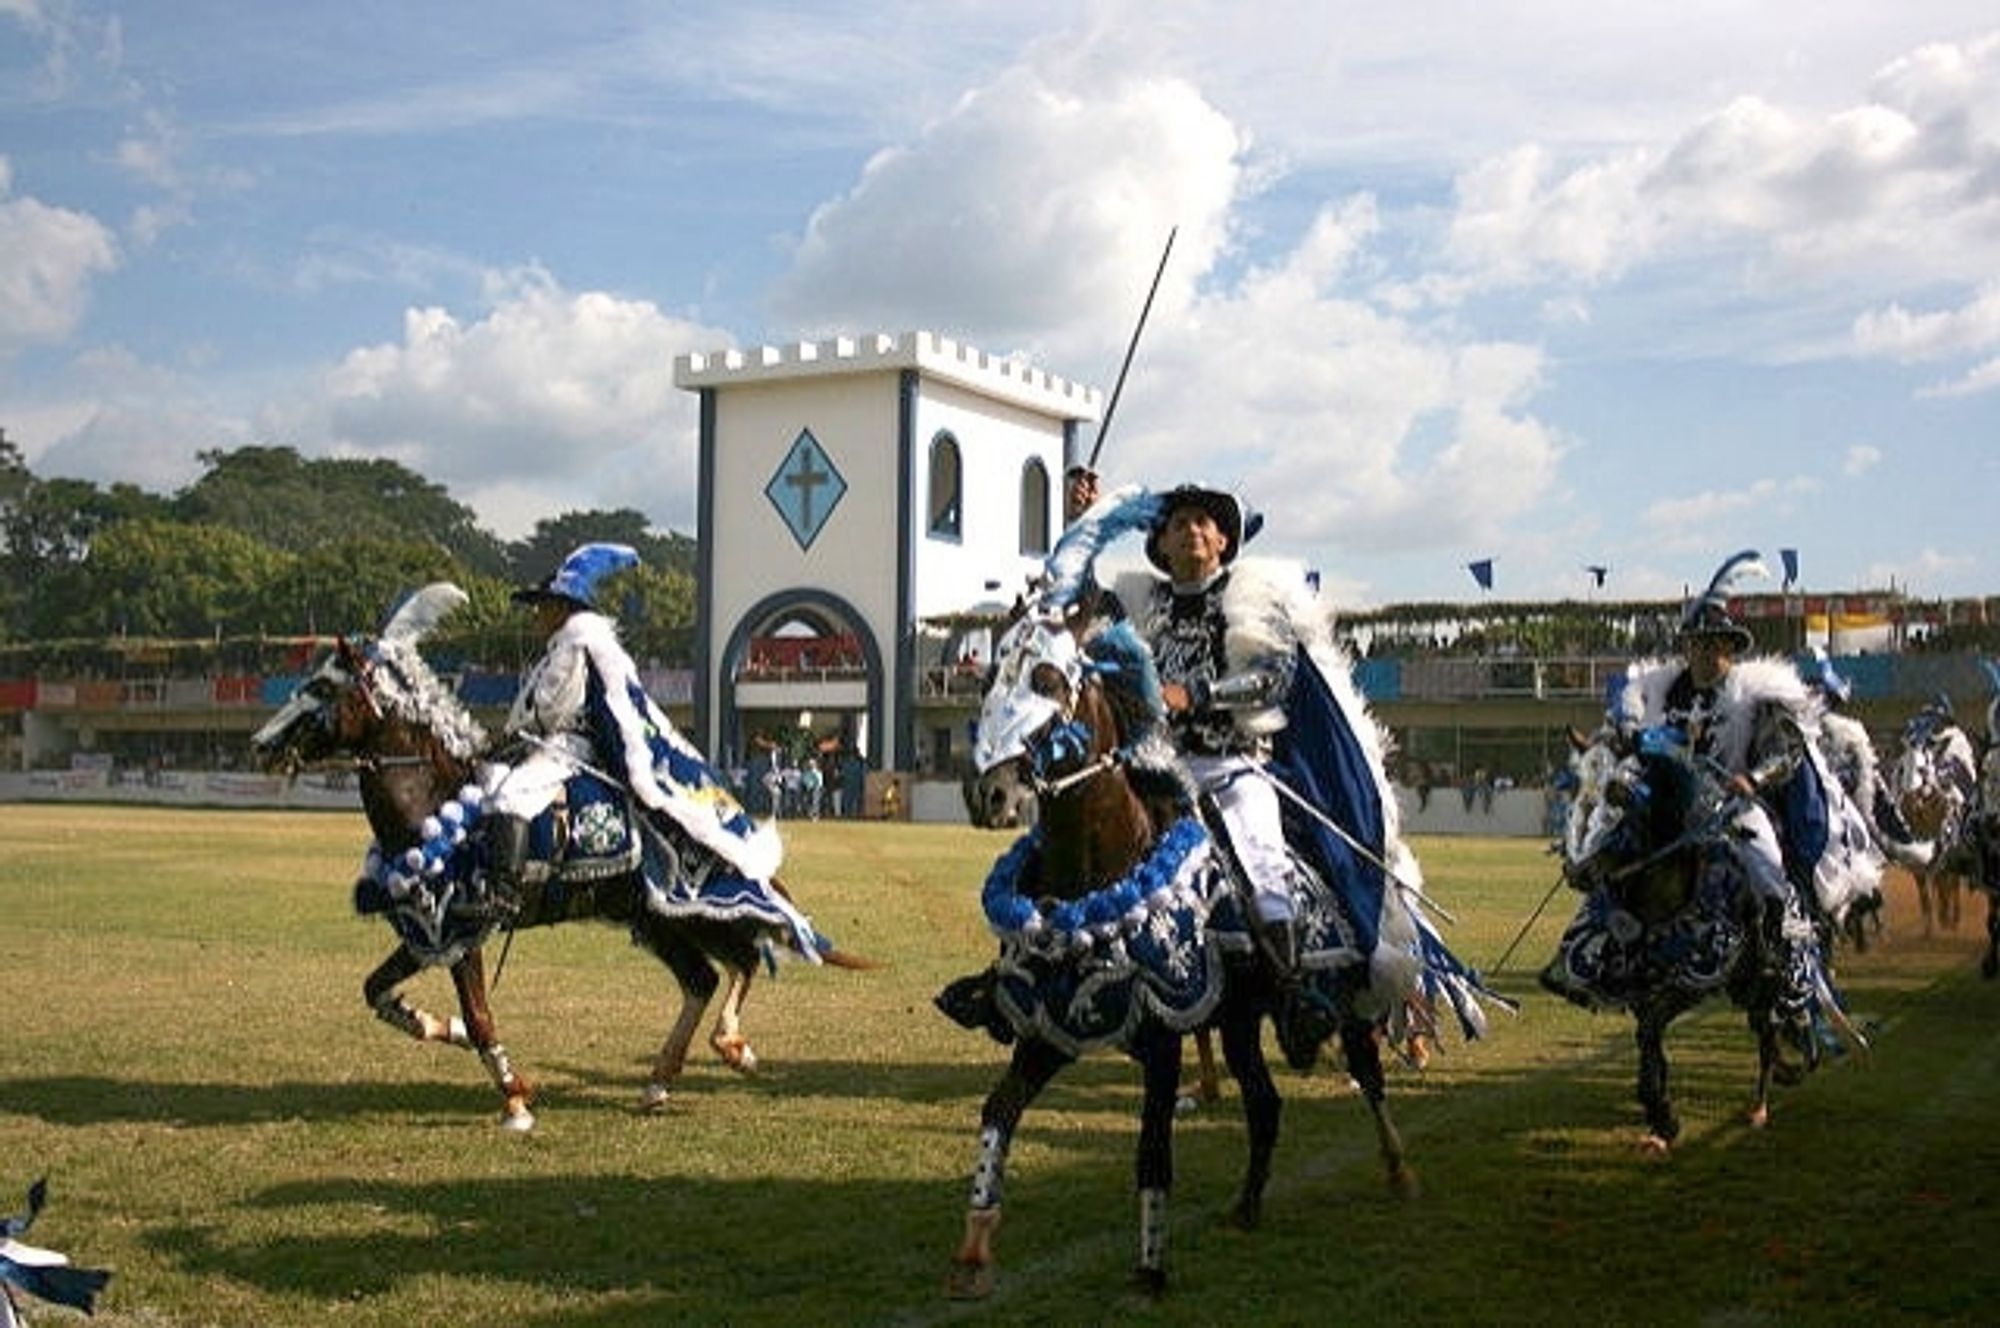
[[1086, 225, 1177, 472]]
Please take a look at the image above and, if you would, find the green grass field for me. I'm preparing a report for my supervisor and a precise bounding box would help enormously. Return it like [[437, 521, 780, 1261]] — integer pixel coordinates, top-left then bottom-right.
[[3, 806, 1998, 1326]]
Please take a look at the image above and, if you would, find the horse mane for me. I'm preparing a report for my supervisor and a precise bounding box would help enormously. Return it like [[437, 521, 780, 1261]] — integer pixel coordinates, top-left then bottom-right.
[[1084, 619, 1196, 815], [1634, 743, 1702, 847], [368, 636, 489, 763]]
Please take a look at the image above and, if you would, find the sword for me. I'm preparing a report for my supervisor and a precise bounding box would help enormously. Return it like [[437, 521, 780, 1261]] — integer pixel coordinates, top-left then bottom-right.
[[1086, 226, 1177, 472]]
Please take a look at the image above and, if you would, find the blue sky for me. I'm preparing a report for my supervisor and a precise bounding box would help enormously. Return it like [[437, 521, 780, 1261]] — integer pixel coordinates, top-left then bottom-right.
[[4, 1, 1998, 607]]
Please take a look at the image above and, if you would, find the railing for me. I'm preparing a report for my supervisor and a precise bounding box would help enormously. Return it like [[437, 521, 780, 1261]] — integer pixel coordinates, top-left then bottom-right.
[[914, 666, 990, 701], [1, 651, 1989, 716]]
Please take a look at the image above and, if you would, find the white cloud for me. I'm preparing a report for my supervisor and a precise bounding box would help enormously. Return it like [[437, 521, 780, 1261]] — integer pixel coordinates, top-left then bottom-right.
[[1852, 281, 2000, 361], [1442, 31, 2000, 299], [1842, 444, 1882, 477], [261, 269, 735, 537], [0, 162, 121, 355], [767, 64, 1567, 566], [1641, 476, 1820, 546], [768, 67, 1246, 345], [1917, 355, 2000, 399], [1862, 546, 1978, 594], [24, 345, 248, 491]]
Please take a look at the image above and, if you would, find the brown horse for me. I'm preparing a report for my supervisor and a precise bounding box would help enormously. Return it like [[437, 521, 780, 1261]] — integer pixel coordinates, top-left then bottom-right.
[[252, 585, 862, 1129], [939, 613, 1412, 1299]]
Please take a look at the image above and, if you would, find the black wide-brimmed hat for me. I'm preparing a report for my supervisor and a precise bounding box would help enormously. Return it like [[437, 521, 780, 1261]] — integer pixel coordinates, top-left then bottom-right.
[[1145, 484, 1260, 574], [511, 542, 640, 610], [1677, 549, 1764, 651]]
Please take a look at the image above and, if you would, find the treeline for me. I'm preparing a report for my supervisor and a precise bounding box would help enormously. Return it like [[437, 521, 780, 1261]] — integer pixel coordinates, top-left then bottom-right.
[[0, 441, 699, 666]]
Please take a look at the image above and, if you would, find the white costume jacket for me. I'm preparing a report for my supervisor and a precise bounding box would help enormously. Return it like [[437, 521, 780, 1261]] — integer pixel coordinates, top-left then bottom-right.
[[492, 610, 781, 883]]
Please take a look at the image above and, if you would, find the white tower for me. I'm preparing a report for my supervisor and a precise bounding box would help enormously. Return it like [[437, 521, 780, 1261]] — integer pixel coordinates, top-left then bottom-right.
[[674, 331, 1100, 774]]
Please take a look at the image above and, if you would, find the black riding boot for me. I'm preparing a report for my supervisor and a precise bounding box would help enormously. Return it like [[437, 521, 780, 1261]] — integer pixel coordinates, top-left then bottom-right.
[[1258, 918, 1323, 1072], [934, 968, 1015, 1045], [478, 814, 531, 920]]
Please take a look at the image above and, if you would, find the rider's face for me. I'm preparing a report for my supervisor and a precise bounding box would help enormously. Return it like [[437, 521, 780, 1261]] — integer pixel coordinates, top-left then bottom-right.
[[1160, 505, 1228, 582], [1683, 634, 1734, 687], [1063, 471, 1098, 522], [533, 598, 573, 638]]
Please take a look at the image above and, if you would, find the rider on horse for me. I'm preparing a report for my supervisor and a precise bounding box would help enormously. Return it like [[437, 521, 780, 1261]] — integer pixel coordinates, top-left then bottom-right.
[[1109, 483, 1443, 1069], [1105, 485, 1311, 1061], [1581, 552, 1837, 1046], [481, 542, 822, 957]]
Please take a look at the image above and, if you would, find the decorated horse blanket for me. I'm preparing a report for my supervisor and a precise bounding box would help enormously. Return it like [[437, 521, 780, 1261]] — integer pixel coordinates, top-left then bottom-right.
[[350, 772, 825, 968], [1540, 847, 1752, 1012], [975, 817, 1372, 1057]]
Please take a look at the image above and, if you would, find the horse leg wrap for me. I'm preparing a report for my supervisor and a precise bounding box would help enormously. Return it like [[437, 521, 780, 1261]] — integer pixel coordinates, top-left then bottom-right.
[[1137, 1186, 1169, 1273], [479, 1042, 521, 1094], [373, 995, 430, 1041], [969, 1124, 1007, 1210]]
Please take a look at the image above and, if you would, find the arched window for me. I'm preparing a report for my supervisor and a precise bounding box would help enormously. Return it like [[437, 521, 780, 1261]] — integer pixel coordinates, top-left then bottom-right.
[[928, 431, 962, 540], [1019, 458, 1051, 555]]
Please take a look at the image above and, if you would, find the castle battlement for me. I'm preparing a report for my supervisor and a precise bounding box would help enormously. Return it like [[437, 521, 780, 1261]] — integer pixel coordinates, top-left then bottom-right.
[[675, 330, 1101, 420]]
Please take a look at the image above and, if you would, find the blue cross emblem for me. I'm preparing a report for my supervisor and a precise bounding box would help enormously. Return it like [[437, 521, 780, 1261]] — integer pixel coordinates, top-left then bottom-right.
[[765, 429, 847, 550]]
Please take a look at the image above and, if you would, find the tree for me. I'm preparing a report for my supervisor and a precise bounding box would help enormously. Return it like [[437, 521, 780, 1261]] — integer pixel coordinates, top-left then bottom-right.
[[35, 519, 288, 639], [510, 509, 696, 583], [177, 446, 511, 577], [249, 536, 505, 637], [611, 563, 698, 667], [1, 434, 169, 639]]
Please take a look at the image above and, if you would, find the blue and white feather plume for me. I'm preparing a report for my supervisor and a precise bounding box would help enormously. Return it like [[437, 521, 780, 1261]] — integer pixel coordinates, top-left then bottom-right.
[[1, 1178, 111, 1321], [1041, 484, 1161, 612]]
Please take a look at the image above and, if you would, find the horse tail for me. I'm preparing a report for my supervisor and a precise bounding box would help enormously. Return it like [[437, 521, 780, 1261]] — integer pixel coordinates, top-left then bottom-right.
[[818, 946, 883, 971], [768, 875, 883, 970]]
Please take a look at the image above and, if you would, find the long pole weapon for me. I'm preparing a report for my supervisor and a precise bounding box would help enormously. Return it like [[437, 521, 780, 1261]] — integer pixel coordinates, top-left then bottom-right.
[[1486, 869, 1568, 975], [1086, 225, 1177, 471]]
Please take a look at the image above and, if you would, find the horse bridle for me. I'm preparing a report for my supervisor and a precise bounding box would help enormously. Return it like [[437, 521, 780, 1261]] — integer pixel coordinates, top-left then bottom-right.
[[269, 642, 429, 775]]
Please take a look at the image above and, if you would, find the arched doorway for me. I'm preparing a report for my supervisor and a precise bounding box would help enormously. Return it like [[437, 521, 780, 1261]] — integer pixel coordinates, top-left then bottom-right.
[[718, 589, 884, 819]]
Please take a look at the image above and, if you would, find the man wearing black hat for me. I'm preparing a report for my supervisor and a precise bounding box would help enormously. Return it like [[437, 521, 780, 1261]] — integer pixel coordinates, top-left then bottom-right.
[[1610, 552, 1831, 1055], [1111, 483, 1323, 1061]]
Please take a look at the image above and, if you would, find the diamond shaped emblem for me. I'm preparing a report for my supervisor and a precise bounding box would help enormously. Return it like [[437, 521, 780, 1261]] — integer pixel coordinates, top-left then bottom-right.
[[765, 429, 847, 550]]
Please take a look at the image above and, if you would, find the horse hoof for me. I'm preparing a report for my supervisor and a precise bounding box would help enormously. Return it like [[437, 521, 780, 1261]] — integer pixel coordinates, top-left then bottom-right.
[[1747, 1104, 1770, 1130], [711, 1033, 759, 1075], [1388, 1165, 1421, 1200], [1638, 1134, 1672, 1157], [1222, 1196, 1263, 1231], [1127, 1266, 1168, 1300], [1175, 1093, 1202, 1116], [500, 1102, 536, 1133], [1982, 952, 1998, 980], [945, 1260, 994, 1300], [638, 1082, 672, 1113]]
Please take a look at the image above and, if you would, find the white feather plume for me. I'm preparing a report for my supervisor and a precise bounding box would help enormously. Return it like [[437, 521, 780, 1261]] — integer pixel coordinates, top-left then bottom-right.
[[380, 582, 470, 645], [1701, 549, 1768, 599], [1041, 484, 1160, 611]]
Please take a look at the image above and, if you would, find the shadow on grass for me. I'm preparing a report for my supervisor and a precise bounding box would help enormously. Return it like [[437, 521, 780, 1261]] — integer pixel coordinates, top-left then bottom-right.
[[0, 1049, 1183, 1131], [149, 1171, 957, 1324]]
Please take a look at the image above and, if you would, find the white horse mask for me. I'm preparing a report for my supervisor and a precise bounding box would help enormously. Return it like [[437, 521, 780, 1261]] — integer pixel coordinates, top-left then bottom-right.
[[973, 612, 1083, 774]]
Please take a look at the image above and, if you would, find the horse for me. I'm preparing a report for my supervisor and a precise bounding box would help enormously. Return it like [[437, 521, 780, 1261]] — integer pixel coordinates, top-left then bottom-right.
[[1890, 710, 1979, 936], [1965, 737, 2000, 977], [1542, 726, 1858, 1150], [251, 583, 861, 1130], [964, 739, 1226, 1112], [937, 609, 1421, 1299]]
